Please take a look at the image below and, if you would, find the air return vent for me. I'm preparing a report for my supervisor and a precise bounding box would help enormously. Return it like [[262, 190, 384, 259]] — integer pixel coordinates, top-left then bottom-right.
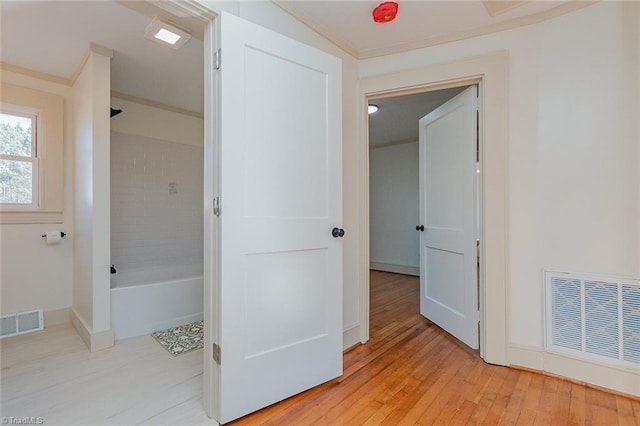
[[0, 309, 43, 338], [544, 271, 640, 367]]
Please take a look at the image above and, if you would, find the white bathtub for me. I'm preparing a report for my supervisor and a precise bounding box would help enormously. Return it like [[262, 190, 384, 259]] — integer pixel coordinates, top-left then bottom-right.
[[110, 264, 203, 340]]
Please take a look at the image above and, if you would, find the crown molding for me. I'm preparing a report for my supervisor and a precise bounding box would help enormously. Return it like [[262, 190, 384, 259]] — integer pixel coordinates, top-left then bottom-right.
[[272, 1, 360, 59], [275, 1, 595, 60], [482, 0, 527, 17], [359, 1, 595, 59], [370, 138, 418, 150], [70, 43, 113, 86], [0, 62, 72, 86], [111, 91, 204, 119]]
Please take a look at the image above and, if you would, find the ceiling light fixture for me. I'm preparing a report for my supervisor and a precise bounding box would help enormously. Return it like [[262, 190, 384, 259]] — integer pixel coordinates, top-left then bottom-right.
[[373, 2, 399, 23], [368, 104, 379, 114], [144, 18, 192, 49]]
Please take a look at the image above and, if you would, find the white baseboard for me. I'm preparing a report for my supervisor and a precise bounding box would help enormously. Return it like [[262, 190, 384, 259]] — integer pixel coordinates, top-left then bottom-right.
[[343, 324, 361, 351], [114, 312, 204, 341], [370, 261, 419, 276], [43, 308, 71, 327], [510, 344, 640, 397], [509, 344, 544, 369], [70, 308, 114, 352]]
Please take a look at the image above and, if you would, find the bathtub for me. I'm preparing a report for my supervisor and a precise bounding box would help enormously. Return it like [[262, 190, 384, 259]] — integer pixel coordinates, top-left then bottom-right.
[[110, 264, 203, 340]]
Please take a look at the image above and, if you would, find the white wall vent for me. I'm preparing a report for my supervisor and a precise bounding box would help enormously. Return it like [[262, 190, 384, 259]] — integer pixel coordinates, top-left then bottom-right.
[[544, 271, 640, 367], [0, 309, 43, 338]]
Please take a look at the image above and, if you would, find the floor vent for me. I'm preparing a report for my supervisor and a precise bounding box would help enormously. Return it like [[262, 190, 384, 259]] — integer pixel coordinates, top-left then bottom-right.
[[0, 309, 43, 338], [544, 271, 640, 367]]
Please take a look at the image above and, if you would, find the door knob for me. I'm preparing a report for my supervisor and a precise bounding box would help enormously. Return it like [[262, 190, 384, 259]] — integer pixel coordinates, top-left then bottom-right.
[[416, 225, 424, 232], [332, 227, 345, 238]]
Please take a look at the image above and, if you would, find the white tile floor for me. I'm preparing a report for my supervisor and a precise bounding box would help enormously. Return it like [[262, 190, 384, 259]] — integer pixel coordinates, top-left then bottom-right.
[[0, 325, 214, 425]]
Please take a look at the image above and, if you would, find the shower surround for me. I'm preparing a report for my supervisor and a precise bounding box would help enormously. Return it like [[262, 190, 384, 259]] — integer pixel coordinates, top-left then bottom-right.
[[110, 131, 203, 340]]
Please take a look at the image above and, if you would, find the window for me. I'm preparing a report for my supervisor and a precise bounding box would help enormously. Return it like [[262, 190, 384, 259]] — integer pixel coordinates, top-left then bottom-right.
[[0, 83, 63, 223], [0, 107, 39, 208]]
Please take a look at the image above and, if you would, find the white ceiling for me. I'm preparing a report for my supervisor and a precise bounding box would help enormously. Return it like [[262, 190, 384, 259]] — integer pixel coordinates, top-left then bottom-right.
[[1, 0, 578, 124], [276, 0, 573, 58], [1, 1, 205, 114], [368, 86, 467, 148]]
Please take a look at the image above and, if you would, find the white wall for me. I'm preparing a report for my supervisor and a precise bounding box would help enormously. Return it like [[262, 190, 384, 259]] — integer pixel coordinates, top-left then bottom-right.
[[72, 51, 113, 349], [360, 1, 640, 390], [110, 97, 203, 147], [110, 99, 204, 274], [198, 0, 362, 344], [0, 71, 74, 320], [369, 142, 419, 274]]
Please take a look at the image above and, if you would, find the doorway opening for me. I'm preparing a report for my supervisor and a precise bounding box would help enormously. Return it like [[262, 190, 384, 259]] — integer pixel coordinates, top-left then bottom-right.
[[358, 53, 509, 365], [367, 84, 480, 351]]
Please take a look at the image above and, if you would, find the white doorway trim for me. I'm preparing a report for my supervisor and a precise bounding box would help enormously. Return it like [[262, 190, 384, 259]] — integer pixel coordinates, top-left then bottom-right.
[[358, 52, 509, 365]]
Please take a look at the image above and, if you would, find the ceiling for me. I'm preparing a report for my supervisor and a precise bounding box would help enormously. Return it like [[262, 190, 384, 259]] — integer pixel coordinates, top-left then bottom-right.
[[0, 1, 205, 114], [275, 0, 577, 59], [368, 86, 467, 148], [0, 0, 580, 119]]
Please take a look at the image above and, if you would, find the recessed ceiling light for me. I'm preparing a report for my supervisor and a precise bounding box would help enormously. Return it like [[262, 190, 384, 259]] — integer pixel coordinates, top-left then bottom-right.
[[155, 28, 181, 45], [144, 18, 191, 50], [368, 104, 379, 114]]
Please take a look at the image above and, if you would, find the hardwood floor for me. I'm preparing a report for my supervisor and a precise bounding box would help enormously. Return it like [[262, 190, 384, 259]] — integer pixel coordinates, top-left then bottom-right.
[[1, 271, 638, 425], [231, 271, 640, 425]]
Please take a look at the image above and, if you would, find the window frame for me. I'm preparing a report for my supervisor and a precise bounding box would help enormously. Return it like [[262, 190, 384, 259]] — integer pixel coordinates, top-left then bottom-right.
[[0, 83, 64, 224], [0, 104, 41, 210]]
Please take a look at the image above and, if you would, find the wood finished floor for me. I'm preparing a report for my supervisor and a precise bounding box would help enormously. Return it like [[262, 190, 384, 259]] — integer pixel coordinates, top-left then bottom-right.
[[231, 271, 640, 425], [1, 271, 638, 425]]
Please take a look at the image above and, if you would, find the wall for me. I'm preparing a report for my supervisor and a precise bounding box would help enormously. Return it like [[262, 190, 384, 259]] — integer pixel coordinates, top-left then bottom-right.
[[110, 97, 203, 147], [72, 50, 113, 350], [198, 0, 362, 346], [110, 99, 204, 273], [0, 70, 74, 323], [369, 142, 419, 275], [360, 1, 640, 392]]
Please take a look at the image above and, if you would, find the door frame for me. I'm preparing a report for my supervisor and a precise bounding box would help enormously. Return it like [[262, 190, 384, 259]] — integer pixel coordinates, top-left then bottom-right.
[[161, 0, 218, 418], [358, 52, 509, 365]]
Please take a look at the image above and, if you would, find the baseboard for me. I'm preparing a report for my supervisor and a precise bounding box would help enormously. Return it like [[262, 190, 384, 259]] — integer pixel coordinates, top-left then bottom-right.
[[343, 324, 360, 351], [70, 308, 114, 352], [370, 261, 419, 276], [510, 344, 640, 397], [114, 312, 204, 341], [91, 328, 115, 352], [43, 308, 71, 327], [509, 343, 544, 369]]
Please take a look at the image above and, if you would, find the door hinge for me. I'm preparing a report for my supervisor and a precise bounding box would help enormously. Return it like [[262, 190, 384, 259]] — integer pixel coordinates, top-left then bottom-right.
[[213, 343, 221, 365], [214, 48, 221, 70], [213, 197, 220, 217]]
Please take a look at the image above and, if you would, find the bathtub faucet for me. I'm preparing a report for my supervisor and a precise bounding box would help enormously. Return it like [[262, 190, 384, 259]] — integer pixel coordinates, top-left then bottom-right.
[[111, 264, 116, 274]]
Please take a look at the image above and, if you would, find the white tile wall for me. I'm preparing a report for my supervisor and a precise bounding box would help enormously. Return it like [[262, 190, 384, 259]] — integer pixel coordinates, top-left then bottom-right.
[[110, 132, 203, 271]]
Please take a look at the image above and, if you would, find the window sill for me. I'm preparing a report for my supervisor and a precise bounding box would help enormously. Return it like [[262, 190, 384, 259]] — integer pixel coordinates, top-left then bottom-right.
[[0, 210, 63, 224]]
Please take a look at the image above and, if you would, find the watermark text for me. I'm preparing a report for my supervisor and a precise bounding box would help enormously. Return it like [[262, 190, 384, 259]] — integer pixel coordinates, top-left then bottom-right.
[[1, 417, 44, 425]]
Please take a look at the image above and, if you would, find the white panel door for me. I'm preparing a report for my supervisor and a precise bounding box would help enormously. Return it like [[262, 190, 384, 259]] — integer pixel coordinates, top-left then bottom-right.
[[211, 12, 343, 424], [418, 86, 478, 349]]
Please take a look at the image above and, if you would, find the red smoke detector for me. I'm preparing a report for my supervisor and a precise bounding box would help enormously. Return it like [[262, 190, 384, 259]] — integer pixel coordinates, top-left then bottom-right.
[[372, 2, 399, 23]]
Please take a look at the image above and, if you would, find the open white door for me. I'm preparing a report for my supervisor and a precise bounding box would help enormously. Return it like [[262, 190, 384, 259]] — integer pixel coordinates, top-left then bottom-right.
[[206, 12, 343, 424], [418, 86, 478, 349]]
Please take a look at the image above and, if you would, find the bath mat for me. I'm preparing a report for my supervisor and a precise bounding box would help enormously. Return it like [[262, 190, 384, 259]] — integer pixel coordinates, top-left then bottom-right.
[[151, 320, 204, 356]]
